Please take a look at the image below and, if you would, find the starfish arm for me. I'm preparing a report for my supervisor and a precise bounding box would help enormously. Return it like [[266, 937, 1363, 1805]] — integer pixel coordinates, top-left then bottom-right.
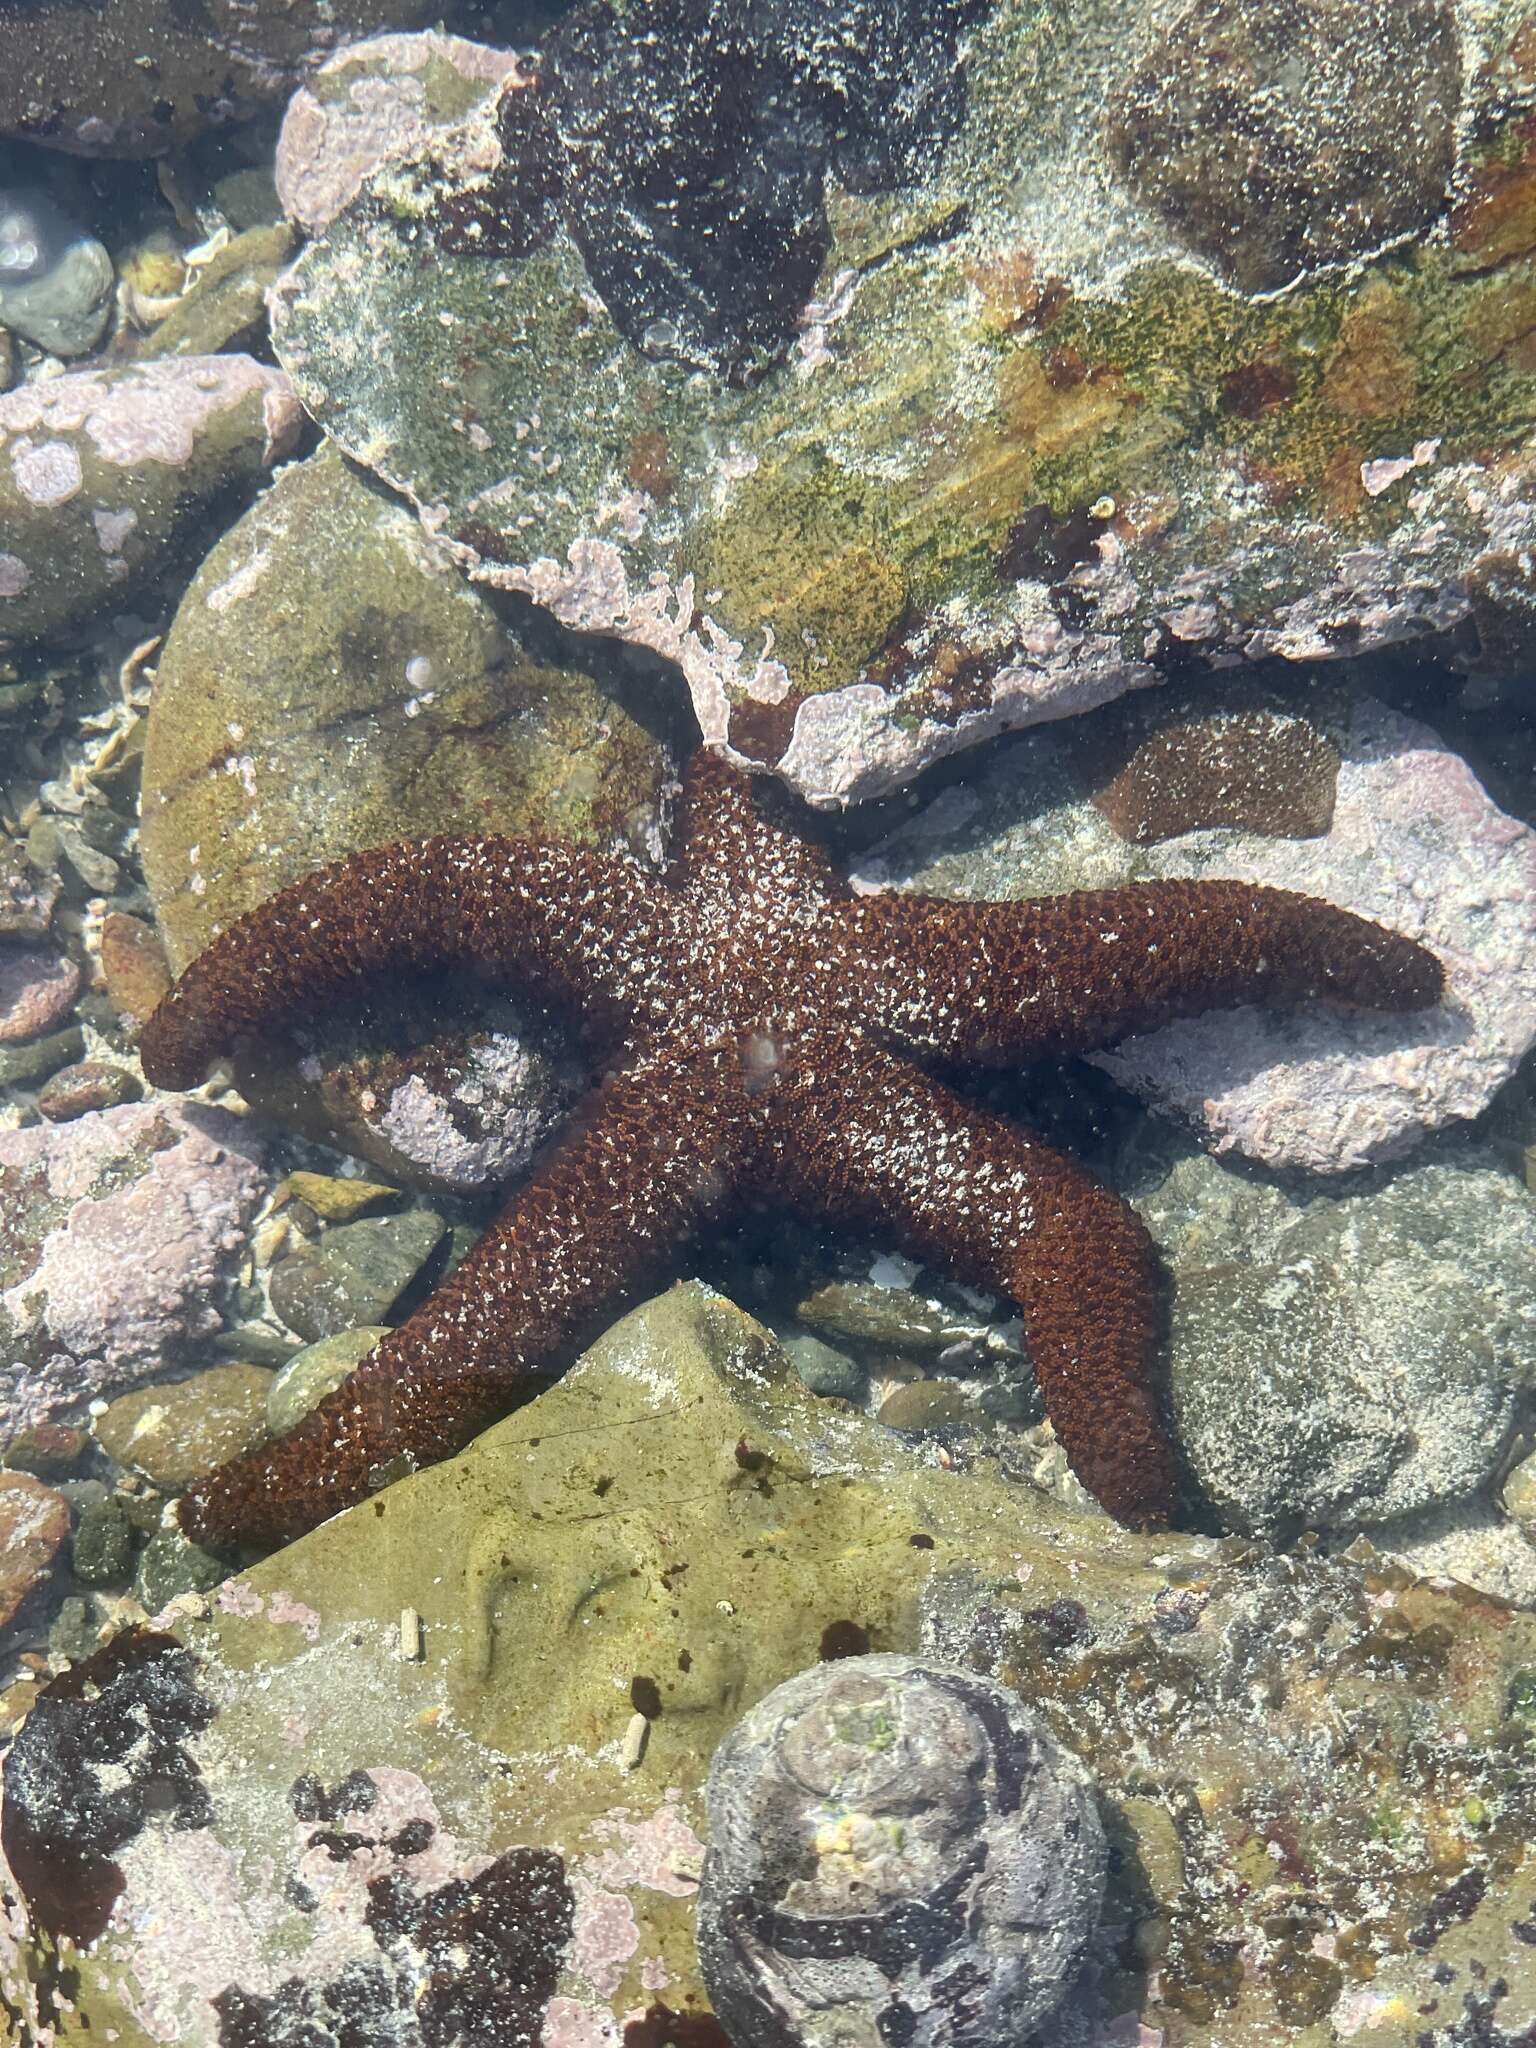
[[669, 750, 840, 901], [841, 882, 1443, 1063], [176, 1053, 754, 1549], [140, 836, 671, 1088], [762, 1036, 1174, 1527]]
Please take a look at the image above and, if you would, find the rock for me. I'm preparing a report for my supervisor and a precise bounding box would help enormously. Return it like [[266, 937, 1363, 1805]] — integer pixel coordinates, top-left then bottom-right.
[[0, 356, 301, 656], [780, 1328, 867, 1401], [280, 1171, 400, 1223], [0, 1101, 268, 1437], [275, 32, 526, 235], [266, 1327, 390, 1434], [4, 1283, 1536, 2046], [1105, 0, 1462, 295], [134, 1528, 230, 1611], [36, 1060, 144, 1121], [1138, 1130, 1536, 1533], [1503, 1447, 1536, 1542], [0, 1022, 84, 1088], [876, 1378, 977, 1433], [0, 1471, 70, 1628], [98, 909, 171, 1027], [267, 1210, 446, 1343], [139, 439, 671, 1189], [0, 0, 458, 159], [1, 1421, 85, 1478], [69, 1493, 136, 1588], [48, 1593, 100, 1665], [92, 1365, 273, 1489], [0, 185, 113, 355], [268, 1, 1536, 805], [0, 840, 58, 939], [0, 944, 79, 1043], [857, 689, 1536, 1172], [131, 223, 296, 360], [697, 1655, 1106, 2047], [797, 1278, 1022, 1363]]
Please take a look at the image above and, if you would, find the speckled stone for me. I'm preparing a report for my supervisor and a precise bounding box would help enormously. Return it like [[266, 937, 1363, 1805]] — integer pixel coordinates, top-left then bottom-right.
[[0, 842, 59, 940], [0, 1471, 70, 1628], [139, 439, 668, 1190], [133, 1527, 230, 1610], [93, 1366, 274, 1489], [0, 1023, 84, 1089], [266, 1327, 391, 1434], [1, 1421, 85, 1478], [780, 1328, 867, 1402], [876, 1378, 977, 1433], [69, 1493, 136, 1588], [267, 1212, 446, 1345], [0, 188, 114, 356]]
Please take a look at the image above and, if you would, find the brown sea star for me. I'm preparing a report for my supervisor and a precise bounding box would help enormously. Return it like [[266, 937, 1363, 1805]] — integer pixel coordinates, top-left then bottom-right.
[[140, 750, 1442, 1549]]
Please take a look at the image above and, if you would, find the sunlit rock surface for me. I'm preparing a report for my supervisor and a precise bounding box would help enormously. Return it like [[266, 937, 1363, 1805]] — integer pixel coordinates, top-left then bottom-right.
[[273, 0, 1536, 802]]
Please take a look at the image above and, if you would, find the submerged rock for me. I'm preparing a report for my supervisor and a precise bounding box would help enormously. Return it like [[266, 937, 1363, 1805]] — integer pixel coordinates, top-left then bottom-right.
[[272, 0, 1536, 803], [697, 1654, 1106, 2047], [4, 1284, 1535, 2046], [0, 355, 301, 655], [0, 185, 113, 355]]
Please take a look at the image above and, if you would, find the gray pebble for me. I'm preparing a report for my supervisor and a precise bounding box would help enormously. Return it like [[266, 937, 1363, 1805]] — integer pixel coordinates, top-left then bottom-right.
[[0, 189, 113, 356]]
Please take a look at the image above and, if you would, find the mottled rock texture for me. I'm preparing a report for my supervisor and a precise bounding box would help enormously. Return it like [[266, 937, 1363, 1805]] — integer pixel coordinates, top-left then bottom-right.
[[0, 1102, 267, 1436], [4, 1286, 1534, 2047], [270, 0, 1536, 803], [0, 356, 300, 655]]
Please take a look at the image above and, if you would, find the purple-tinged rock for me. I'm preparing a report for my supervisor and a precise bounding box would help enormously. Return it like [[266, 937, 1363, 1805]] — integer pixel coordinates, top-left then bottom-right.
[[1093, 696, 1536, 1173], [0, 1102, 268, 1437], [0, 945, 79, 1044], [697, 1654, 1106, 2048], [0, 1472, 71, 1630], [0, 356, 301, 655], [276, 32, 527, 236]]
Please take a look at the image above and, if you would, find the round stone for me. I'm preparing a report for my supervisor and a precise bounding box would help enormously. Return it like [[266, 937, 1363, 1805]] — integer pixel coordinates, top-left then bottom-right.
[[696, 1653, 1107, 2047]]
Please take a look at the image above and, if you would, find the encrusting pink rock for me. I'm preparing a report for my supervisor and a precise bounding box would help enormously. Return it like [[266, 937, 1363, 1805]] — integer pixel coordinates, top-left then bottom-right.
[[276, 32, 527, 235], [0, 946, 80, 1044], [1093, 696, 1536, 1171], [0, 1101, 268, 1437]]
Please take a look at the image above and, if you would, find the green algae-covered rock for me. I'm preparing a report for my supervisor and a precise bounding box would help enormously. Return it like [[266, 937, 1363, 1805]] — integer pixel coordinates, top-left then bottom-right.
[[5, 1283, 1535, 2047], [273, 0, 1536, 804], [139, 440, 673, 1188]]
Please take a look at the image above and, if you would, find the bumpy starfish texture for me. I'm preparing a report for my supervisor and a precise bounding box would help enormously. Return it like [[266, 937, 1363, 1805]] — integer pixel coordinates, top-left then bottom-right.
[[141, 752, 1442, 1549]]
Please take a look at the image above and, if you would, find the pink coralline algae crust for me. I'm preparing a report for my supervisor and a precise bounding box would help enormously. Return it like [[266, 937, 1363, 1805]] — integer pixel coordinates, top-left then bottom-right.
[[585, 1803, 703, 1900], [276, 32, 527, 234], [0, 1101, 268, 1435], [1094, 697, 1536, 1172], [569, 1874, 642, 2000], [0, 357, 300, 477], [0, 947, 80, 1044]]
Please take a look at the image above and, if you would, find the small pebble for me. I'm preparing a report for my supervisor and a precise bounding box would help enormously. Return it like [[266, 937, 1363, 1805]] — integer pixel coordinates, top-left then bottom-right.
[[0, 1023, 85, 1088], [0, 945, 80, 1044], [48, 1595, 100, 1666], [93, 1365, 274, 1488], [1, 1421, 86, 1478], [781, 1328, 867, 1402], [0, 1472, 71, 1628], [1502, 1446, 1536, 1542], [135, 1528, 229, 1609], [71, 1494, 137, 1587], [877, 1379, 977, 1434], [283, 1170, 401, 1222], [267, 1326, 390, 1432], [37, 1060, 144, 1122], [268, 1210, 446, 1343], [0, 842, 59, 940], [99, 910, 172, 1028]]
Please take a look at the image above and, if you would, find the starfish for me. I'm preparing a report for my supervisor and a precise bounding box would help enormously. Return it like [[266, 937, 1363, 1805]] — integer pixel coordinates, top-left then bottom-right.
[[140, 751, 1442, 1549]]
